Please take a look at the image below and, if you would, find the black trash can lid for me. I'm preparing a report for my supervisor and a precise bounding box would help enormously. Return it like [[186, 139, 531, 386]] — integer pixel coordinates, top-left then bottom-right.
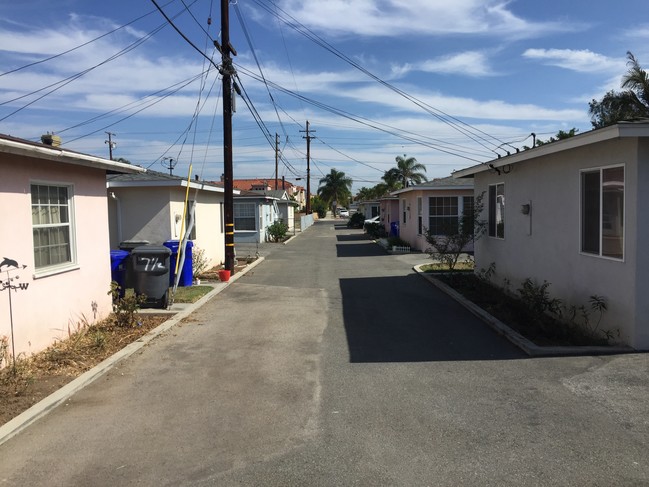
[[131, 245, 171, 255], [119, 240, 151, 250]]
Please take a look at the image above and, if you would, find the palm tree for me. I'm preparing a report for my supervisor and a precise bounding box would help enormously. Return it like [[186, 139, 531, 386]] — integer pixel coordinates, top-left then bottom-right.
[[394, 154, 427, 187], [317, 168, 352, 208], [382, 167, 403, 192], [589, 51, 649, 128]]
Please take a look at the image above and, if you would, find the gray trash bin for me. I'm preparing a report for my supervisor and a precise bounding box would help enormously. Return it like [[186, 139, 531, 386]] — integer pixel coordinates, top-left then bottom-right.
[[119, 240, 150, 288], [131, 245, 171, 308]]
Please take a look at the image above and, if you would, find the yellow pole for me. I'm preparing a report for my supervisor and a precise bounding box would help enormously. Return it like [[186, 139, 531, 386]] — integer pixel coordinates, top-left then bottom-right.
[[175, 164, 193, 279]]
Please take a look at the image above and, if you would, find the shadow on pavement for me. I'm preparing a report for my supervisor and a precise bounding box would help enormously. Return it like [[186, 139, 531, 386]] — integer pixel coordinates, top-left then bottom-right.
[[339, 274, 526, 362], [336, 234, 373, 242], [336, 242, 388, 258]]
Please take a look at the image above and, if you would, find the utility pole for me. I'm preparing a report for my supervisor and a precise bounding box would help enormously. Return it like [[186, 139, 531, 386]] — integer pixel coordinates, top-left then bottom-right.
[[300, 121, 315, 214], [220, 0, 237, 273], [274, 133, 279, 190], [105, 132, 116, 160]]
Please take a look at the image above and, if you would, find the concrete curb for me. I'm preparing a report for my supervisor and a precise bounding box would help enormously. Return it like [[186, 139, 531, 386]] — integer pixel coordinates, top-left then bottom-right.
[[413, 264, 634, 358], [0, 257, 265, 447]]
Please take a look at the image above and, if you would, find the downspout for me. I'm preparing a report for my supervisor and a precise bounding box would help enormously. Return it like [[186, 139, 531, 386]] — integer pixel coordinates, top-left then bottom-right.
[[110, 192, 122, 245]]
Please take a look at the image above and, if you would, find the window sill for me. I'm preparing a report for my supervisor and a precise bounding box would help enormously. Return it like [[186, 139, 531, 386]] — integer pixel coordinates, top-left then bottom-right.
[[33, 264, 80, 280], [579, 251, 624, 262]]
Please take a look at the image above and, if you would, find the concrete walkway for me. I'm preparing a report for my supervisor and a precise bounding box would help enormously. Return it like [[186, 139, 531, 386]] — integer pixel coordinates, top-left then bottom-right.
[[1, 220, 649, 486]]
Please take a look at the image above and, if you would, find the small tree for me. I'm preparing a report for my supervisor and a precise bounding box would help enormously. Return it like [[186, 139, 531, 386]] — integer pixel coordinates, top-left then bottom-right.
[[267, 220, 289, 242], [424, 192, 487, 271], [310, 195, 328, 218]]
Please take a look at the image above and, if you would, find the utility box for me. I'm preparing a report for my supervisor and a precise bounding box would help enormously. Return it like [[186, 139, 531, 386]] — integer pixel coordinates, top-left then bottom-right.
[[131, 245, 171, 308]]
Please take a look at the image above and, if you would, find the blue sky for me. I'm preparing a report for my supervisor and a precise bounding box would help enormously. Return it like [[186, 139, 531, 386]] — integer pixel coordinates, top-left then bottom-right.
[[1, 0, 648, 191]]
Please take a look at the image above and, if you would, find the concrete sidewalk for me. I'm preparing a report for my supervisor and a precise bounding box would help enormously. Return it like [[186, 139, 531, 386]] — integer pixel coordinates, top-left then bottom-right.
[[0, 255, 266, 447]]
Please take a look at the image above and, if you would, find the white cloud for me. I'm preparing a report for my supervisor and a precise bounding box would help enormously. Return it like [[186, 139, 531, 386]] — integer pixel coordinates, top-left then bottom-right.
[[272, 0, 577, 39], [624, 24, 649, 40], [327, 84, 585, 122], [522, 48, 623, 73], [392, 51, 495, 78]]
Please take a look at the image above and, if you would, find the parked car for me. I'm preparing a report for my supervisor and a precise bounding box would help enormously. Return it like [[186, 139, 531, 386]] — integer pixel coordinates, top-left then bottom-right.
[[339, 209, 349, 217], [364, 215, 380, 225]]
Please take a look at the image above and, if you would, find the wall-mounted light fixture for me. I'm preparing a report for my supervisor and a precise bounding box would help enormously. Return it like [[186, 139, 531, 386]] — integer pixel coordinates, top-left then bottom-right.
[[521, 203, 531, 215]]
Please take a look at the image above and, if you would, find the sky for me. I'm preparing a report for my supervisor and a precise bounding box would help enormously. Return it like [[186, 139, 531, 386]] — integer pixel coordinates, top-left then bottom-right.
[[1, 0, 648, 193]]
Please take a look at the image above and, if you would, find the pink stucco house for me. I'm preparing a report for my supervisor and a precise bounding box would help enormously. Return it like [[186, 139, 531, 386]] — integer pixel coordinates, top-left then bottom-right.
[[0, 134, 144, 358], [390, 177, 474, 251]]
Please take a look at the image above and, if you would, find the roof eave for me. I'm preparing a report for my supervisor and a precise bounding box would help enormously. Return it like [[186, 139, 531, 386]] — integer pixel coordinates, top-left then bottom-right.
[[1, 138, 145, 174], [453, 122, 649, 178]]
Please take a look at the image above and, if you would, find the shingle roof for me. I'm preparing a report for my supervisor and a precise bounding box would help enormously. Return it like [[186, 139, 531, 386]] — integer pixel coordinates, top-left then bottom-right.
[[107, 169, 225, 191]]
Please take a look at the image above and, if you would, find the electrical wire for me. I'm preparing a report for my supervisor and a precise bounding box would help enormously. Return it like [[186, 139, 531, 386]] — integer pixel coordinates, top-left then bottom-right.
[[0, 0, 178, 78], [250, 0, 508, 153]]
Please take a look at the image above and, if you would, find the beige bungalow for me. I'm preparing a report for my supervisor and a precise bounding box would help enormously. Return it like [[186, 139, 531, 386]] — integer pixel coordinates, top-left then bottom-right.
[[453, 121, 649, 349], [106, 170, 233, 271], [390, 177, 474, 252], [0, 134, 143, 357]]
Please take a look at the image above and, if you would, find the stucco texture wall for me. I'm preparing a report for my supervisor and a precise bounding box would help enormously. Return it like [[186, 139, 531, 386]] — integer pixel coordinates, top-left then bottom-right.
[[1, 157, 112, 356], [399, 189, 474, 252], [170, 190, 225, 268], [474, 138, 642, 347]]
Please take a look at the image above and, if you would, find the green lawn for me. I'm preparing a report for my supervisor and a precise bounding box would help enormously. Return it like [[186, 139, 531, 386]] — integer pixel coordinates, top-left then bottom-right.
[[171, 285, 213, 303]]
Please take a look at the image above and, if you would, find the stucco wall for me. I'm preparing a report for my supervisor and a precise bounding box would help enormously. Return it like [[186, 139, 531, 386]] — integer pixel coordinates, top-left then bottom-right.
[[634, 139, 649, 347], [1, 157, 112, 357], [170, 190, 225, 267], [108, 187, 171, 247], [474, 138, 642, 347], [398, 189, 474, 252], [109, 186, 225, 268]]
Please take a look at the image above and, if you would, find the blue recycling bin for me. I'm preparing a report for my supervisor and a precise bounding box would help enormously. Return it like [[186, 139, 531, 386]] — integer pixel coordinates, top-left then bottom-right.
[[109, 249, 130, 297], [390, 221, 399, 237], [163, 240, 193, 287]]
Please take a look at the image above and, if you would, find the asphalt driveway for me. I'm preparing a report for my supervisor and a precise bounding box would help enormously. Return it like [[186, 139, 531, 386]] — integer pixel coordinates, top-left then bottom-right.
[[1, 220, 648, 486]]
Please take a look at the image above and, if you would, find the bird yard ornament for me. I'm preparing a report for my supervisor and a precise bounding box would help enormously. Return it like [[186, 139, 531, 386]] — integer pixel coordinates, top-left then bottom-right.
[[1, 256, 29, 374]]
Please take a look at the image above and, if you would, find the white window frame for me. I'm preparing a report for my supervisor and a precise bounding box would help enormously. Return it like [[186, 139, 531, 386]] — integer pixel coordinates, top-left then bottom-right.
[[31, 181, 77, 277], [488, 182, 505, 239], [579, 164, 625, 261], [234, 202, 257, 231], [428, 196, 459, 236]]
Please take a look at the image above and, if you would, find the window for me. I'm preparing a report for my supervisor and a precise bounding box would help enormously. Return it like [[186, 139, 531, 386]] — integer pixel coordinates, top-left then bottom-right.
[[402, 199, 407, 224], [31, 184, 75, 270], [428, 196, 458, 235], [234, 202, 256, 230], [488, 183, 505, 238], [462, 196, 475, 235], [417, 197, 423, 235], [581, 165, 624, 259]]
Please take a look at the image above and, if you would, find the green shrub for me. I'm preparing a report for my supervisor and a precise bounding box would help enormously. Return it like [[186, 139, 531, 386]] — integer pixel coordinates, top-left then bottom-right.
[[109, 282, 145, 328], [310, 196, 327, 218], [387, 236, 409, 248], [364, 222, 386, 238], [347, 212, 365, 228], [267, 220, 289, 242], [192, 245, 210, 277]]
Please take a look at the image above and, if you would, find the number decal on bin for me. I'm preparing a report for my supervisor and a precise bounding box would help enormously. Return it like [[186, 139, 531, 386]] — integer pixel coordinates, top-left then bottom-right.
[[136, 256, 165, 271]]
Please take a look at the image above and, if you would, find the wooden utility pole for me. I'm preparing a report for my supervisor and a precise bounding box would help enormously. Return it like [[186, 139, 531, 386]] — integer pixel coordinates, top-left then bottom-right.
[[274, 133, 279, 190], [221, 0, 237, 273], [301, 121, 315, 214], [105, 132, 116, 160]]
